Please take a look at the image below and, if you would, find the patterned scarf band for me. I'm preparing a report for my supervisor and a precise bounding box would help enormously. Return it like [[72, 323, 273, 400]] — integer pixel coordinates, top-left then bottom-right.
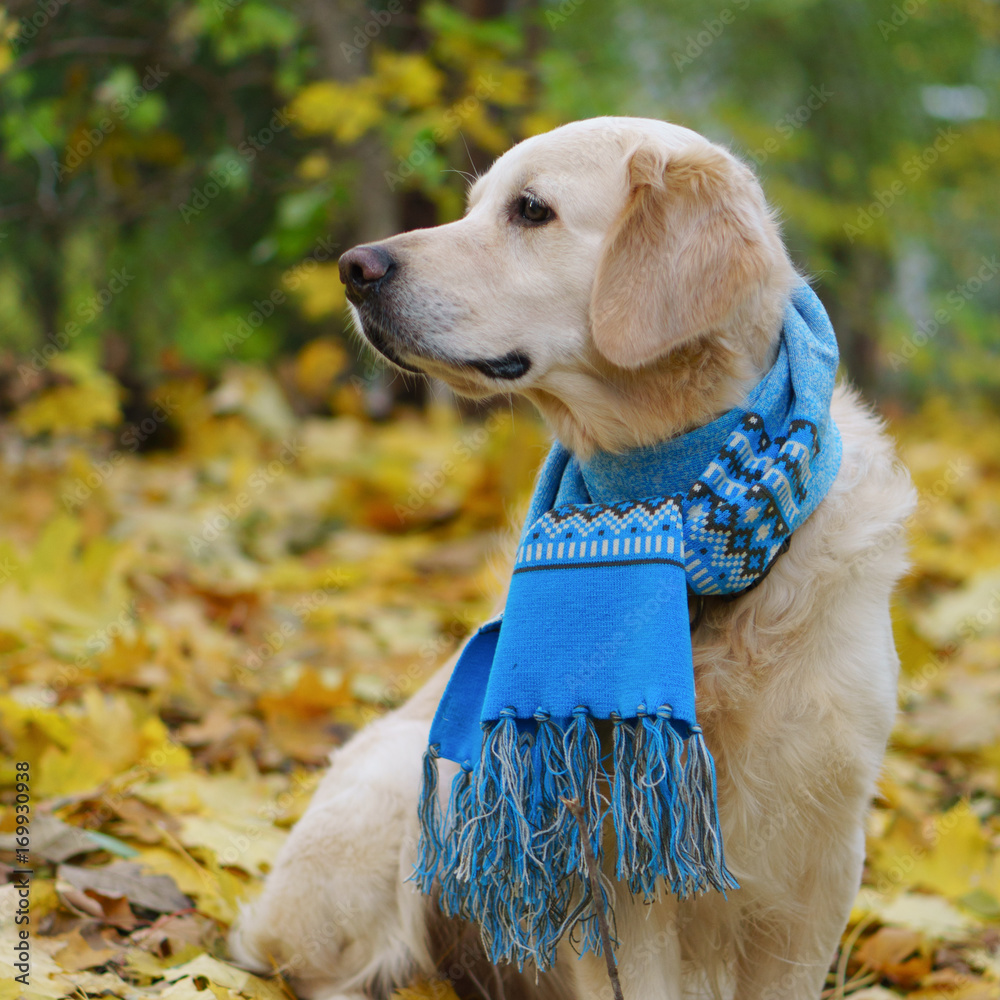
[[413, 282, 843, 970]]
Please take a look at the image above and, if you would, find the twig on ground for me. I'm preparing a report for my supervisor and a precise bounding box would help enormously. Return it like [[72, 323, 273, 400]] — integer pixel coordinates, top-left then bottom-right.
[[562, 796, 625, 1000]]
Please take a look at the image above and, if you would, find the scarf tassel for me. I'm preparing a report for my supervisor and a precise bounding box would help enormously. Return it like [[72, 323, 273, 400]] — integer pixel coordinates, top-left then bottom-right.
[[413, 743, 443, 894], [414, 704, 735, 970]]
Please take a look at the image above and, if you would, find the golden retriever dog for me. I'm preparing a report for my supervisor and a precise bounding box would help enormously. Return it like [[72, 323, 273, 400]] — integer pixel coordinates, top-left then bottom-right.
[[230, 117, 915, 1000]]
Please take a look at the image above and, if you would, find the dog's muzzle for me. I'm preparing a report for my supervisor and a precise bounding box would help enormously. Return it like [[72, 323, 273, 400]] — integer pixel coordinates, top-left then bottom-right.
[[338, 243, 532, 383]]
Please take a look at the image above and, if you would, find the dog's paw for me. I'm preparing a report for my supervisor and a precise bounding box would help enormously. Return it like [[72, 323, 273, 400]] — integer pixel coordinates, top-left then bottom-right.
[[228, 718, 434, 997], [297, 994, 371, 1000], [229, 914, 375, 1000]]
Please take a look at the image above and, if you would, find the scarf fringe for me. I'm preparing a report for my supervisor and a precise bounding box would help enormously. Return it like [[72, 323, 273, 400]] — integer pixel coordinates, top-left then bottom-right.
[[414, 705, 736, 970]]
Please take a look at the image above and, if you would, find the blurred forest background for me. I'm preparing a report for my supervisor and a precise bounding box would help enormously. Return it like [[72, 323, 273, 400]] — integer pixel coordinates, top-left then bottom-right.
[[1, 2, 1000, 999]]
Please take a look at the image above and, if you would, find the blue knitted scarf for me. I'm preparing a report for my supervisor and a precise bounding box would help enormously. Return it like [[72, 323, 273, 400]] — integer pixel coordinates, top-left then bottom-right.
[[414, 283, 842, 970]]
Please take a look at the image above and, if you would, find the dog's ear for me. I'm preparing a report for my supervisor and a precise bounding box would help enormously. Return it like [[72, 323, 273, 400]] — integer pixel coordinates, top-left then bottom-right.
[[590, 140, 778, 369]]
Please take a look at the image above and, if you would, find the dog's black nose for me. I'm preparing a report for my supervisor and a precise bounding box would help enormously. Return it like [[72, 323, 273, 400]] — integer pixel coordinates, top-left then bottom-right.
[[339, 245, 395, 303]]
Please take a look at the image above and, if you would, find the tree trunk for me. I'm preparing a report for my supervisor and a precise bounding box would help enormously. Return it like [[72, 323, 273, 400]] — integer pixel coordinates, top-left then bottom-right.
[[824, 244, 891, 399], [305, 0, 402, 244]]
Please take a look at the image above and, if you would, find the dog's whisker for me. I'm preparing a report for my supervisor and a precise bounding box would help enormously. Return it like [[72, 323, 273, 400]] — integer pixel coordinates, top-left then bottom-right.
[[442, 167, 478, 185], [458, 130, 480, 183]]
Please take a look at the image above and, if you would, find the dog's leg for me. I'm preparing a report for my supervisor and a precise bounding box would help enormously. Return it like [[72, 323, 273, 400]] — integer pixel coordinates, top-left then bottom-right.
[[571, 895, 684, 1000], [730, 824, 865, 1000], [229, 655, 456, 999], [230, 642, 575, 1000]]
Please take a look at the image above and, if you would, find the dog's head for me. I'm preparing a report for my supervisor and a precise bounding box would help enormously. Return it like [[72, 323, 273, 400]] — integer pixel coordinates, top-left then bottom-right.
[[339, 117, 796, 455]]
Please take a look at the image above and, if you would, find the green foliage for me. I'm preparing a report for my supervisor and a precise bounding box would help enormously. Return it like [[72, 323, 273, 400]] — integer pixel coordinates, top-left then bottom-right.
[[0, 0, 996, 401]]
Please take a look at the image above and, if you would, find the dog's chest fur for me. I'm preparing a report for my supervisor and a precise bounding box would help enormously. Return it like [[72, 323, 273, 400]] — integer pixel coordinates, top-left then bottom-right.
[[677, 386, 913, 965]]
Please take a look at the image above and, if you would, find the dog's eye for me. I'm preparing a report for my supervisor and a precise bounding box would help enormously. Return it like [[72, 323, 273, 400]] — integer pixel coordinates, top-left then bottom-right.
[[518, 194, 553, 225]]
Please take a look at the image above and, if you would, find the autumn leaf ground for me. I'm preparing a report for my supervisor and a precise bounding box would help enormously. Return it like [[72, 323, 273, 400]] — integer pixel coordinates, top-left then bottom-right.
[[1, 366, 999, 1000]]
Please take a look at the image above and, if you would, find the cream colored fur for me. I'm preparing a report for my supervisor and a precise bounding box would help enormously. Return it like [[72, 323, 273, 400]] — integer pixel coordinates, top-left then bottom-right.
[[230, 118, 915, 1000]]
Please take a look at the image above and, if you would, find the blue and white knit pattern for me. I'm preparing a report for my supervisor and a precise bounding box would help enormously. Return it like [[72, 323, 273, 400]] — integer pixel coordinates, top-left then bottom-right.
[[414, 282, 843, 971], [514, 498, 684, 571], [683, 412, 817, 593]]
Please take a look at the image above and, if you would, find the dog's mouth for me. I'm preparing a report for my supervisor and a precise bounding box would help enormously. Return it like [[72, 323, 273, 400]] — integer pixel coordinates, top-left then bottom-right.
[[465, 351, 532, 381], [354, 305, 532, 386], [354, 310, 424, 375]]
